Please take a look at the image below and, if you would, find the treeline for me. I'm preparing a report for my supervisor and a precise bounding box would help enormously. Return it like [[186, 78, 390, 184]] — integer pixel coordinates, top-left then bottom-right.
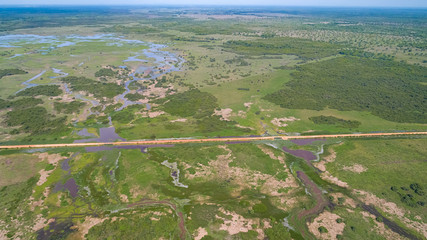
[[161, 89, 218, 119], [61, 76, 124, 99], [309, 115, 361, 129], [101, 25, 159, 34], [391, 183, 425, 208], [223, 37, 341, 60], [160, 89, 251, 134], [339, 49, 394, 61], [125, 93, 145, 101], [0, 69, 27, 79], [264, 56, 427, 123], [16, 85, 62, 97], [1, 98, 67, 134], [95, 68, 117, 78], [54, 101, 86, 114], [0, 97, 42, 110]]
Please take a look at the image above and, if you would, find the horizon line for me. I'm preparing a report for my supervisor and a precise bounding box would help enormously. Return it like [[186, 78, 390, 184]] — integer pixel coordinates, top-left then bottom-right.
[[1, 4, 427, 8]]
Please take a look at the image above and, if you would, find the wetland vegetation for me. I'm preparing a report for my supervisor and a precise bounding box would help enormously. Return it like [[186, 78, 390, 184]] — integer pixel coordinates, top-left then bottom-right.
[[0, 5, 425, 240]]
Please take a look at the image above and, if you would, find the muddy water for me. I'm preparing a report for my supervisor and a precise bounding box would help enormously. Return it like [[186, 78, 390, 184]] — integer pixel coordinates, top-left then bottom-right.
[[50, 68, 69, 79], [115, 42, 184, 111], [74, 127, 125, 143], [53, 153, 80, 198], [282, 146, 317, 162], [2, 34, 183, 117], [362, 205, 420, 240], [85, 144, 174, 153], [291, 139, 325, 146], [15, 70, 46, 93], [76, 128, 96, 138], [296, 171, 331, 220], [161, 160, 188, 188]]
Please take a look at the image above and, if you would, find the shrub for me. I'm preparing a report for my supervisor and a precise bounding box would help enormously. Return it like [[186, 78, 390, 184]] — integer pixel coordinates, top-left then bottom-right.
[[318, 226, 328, 233], [16, 85, 62, 97]]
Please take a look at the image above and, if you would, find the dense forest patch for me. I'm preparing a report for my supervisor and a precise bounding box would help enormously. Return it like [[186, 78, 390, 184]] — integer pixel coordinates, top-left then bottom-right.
[[0, 97, 43, 110], [95, 68, 117, 78], [223, 37, 341, 59], [264, 56, 427, 123], [61, 76, 125, 99], [16, 85, 62, 97], [5, 106, 67, 134], [0, 69, 27, 79], [101, 25, 159, 34], [54, 101, 86, 114], [161, 89, 218, 119]]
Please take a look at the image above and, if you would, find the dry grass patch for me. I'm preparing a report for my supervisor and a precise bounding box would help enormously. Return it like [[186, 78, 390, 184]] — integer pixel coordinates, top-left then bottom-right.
[[308, 211, 345, 240]]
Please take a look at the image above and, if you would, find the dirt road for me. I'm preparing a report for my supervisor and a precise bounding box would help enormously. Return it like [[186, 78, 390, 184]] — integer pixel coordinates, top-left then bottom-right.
[[0, 131, 426, 150]]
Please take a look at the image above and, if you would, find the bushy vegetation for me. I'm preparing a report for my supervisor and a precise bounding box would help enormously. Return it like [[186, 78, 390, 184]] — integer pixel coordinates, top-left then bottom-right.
[[391, 183, 426, 208], [54, 101, 86, 114], [0, 97, 43, 110], [223, 37, 341, 59], [16, 85, 62, 97], [264, 56, 427, 123], [161, 89, 218, 119], [309, 115, 361, 128], [111, 109, 135, 124], [125, 93, 145, 101], [101, 24, 159, 34], [5, 106, 67, 134], [264, 219, 292, 239], [87, 211, 180, 239], [61, 76, 124, 99], [95, 68, 117, 78], [0, 68, 27, 79]]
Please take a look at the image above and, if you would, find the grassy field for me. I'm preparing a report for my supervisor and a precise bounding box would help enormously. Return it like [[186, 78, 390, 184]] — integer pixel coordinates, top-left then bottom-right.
[[0, 6, 426, 240], [326, 138, 427, 221]]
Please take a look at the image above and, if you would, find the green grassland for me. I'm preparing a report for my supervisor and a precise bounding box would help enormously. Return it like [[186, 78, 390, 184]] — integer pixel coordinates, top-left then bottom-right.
[[0, 142, 308, 239], [326, 138, 427, 221], [0, 6, 427, 240]]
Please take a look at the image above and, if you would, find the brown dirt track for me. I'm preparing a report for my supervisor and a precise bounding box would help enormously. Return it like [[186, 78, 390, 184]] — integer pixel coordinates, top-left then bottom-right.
[[0, 132, 426, 150]]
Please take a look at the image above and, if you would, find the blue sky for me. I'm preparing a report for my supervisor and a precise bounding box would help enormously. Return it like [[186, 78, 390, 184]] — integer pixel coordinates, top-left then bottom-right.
[[1, 0, 427, 7]]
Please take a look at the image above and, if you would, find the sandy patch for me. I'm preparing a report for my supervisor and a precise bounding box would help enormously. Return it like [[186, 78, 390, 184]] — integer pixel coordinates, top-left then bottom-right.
[[271, 117, 299, 127], [314, 148, 337, 172], [120, 194, 129, 203], [194, 227, 208, 240], [36, 169, 53, 186], [214, 108, 233, 121], [308, 211, 345, 240], [35, 153, 67, 187], [35, 152, 66, 165], [356, 190, 405, 217], [321, 172, 349, 188], [330, 193, 357, 208], [148, 111, 165, 118], [361, 211, 405, 240], [217, 209, 255, 235], [79, 216, 107, 238], [237, 110, 247, 118], [142, 83, 173, 99], [170, 118, 187, 123], [355, 190, 427, 238], [0, 230, 7, 240], [32, 215, 53, 231], [342, 164, 367, 173], [244, 102, 253, 108], [235, 124, 255, 130]]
